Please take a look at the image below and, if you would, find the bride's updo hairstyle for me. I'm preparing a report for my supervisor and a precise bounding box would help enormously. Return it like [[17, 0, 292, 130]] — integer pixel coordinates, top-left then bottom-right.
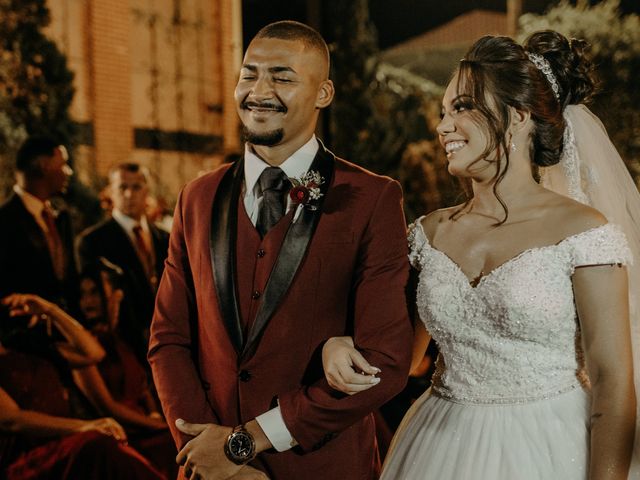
[[524, 31, 599, 111], [453, 31, 598, 222], [458, 32, 596, 170]]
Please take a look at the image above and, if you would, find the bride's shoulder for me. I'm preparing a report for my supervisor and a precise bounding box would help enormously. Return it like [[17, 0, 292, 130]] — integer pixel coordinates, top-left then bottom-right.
[[414, 206, 460, 242], [544, 193, 632, 266], [557, 197, 607, 232], [408, 207, 455, 268], [545, 191, 607, 237]]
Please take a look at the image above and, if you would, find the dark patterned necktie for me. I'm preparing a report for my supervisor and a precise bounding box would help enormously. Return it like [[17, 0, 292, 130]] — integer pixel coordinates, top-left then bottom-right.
[[256, 167, 290, 237]]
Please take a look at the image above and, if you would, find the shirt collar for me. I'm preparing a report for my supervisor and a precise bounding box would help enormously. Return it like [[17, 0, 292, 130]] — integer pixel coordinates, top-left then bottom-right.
[[14, 184, 48, 218], [112, 208, 149, 235], [244, 135, 319, 195]]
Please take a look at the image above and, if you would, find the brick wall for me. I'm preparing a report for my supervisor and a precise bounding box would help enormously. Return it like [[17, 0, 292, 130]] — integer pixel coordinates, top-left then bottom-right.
[[219, 0, 242, 155], [46, 0, 241, 201], [87, 0, 133, 175]]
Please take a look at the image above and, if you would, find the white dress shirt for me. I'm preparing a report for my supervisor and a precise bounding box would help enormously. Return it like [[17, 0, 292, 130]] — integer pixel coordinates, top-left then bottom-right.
[[246, 136, 318, 452]]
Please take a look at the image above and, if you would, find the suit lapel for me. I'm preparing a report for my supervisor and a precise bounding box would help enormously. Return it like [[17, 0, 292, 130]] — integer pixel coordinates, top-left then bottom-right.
[[210, 160, 244, 353], [242, 143, 335, 360]]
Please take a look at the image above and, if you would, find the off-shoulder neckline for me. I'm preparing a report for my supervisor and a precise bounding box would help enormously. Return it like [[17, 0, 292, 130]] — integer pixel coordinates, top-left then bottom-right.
[[412, 218, 614, 288]]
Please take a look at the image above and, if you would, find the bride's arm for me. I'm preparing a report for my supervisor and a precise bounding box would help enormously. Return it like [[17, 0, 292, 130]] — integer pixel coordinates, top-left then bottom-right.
[[322, 315, 431, 396], [323, 268, 431, 395], [573, 264, 635, 480], [322, 336, 381, 395]]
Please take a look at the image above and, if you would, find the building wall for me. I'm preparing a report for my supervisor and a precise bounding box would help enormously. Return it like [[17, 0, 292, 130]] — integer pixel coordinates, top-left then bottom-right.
[[45, 0, 242, 203]]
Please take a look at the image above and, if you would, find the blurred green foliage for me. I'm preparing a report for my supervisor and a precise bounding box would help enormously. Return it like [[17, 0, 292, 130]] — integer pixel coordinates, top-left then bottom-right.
[[326, 0, 463, 222], [0, 0, 103, 229], [0, 0, 77, 196]]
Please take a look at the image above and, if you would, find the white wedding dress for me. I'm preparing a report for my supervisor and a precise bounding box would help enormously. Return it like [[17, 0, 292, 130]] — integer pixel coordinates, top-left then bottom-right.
[[380, 219, 632, 480]]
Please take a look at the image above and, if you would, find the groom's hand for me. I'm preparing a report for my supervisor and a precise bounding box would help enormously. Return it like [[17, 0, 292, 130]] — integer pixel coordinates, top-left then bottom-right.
[[175, 419, 240, 480]]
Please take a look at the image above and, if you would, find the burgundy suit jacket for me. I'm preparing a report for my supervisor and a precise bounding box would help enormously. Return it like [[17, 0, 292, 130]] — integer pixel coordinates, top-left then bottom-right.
[[148, 143, 413, 479]]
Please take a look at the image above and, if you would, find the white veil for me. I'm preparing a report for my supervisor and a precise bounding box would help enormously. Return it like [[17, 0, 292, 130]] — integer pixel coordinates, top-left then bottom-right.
[[541, 104, 640, 475]]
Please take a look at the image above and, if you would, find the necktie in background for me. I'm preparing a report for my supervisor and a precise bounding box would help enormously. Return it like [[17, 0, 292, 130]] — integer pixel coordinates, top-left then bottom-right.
[[256, 167, 290, 237], [41, 206, 65, 280], [133, 225, 157, 290]]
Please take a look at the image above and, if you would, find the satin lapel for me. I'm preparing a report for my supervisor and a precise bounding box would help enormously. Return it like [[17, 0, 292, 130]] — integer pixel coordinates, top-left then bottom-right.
[[242, 143, 335, 360], [210, 160, 244, 353]]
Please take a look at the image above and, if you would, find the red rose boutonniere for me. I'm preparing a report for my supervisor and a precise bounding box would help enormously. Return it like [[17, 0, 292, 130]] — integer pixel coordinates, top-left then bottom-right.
[[289, 170, 324, 211]]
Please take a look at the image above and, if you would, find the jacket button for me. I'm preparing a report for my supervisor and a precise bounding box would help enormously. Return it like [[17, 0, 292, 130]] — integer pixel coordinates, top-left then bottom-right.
[[251, 290, 261, 299], [238, 370, 251, 382], [257, 249, 266, 258]]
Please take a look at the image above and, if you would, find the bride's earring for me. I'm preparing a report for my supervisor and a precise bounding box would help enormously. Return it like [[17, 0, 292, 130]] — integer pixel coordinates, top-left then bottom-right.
[[507, 132, 517, 154]]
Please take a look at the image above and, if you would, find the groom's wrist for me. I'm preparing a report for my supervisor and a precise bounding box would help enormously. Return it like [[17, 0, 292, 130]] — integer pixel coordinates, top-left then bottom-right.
[[245, 419, 272, 453]]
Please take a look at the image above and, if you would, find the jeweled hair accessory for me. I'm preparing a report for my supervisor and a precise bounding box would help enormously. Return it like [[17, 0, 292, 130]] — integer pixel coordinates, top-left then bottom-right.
[[526, 52, 560, 101]]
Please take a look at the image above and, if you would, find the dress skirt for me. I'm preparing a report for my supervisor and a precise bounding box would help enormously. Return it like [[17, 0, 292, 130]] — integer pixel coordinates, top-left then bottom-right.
[[381, 387, 590, 480]]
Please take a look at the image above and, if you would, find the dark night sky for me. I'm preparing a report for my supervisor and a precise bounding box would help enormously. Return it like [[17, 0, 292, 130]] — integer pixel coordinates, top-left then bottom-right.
[[368, 0, 640, 48], [369, 0, 549, 48], [242, 0, 640, 50]]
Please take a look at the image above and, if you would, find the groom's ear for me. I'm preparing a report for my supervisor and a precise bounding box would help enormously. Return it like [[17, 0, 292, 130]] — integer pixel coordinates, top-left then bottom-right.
[[316, 80, 335, 109], [508, 106, 532, 134]]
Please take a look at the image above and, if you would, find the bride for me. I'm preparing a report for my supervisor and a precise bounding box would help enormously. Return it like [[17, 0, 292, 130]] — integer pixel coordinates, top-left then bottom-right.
[[322, 31, 637, 479]]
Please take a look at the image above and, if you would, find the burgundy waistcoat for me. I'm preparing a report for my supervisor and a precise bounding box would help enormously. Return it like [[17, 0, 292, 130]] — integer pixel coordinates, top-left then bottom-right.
[[235, 198, 296, 337]]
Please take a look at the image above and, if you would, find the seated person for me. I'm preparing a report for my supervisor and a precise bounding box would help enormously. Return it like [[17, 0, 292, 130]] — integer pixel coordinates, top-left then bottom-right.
[[73, 260, 177, 478], [0, 293, 165, 479], [76, 259, 164, 424]]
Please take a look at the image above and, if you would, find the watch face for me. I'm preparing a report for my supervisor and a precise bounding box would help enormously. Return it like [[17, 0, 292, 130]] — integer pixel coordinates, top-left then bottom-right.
[[230, 432, 253, 458]]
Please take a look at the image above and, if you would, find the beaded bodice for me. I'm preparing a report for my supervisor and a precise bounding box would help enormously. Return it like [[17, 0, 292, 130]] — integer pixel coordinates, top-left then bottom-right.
[[408, 220, 632, 404]]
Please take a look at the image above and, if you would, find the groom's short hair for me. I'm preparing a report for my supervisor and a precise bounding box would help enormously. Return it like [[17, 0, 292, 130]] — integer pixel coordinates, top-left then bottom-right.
[[254, 20, 330, 70]]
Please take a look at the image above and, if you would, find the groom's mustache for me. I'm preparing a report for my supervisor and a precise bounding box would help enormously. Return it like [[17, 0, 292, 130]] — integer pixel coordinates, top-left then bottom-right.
[[241, 100, 287, 113]]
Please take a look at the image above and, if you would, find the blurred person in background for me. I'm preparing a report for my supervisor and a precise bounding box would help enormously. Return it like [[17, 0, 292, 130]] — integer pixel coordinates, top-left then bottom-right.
[[71, 258, 178, 479], [0, 135, 77, 314], [76, 163, 169, 362], [0, 292, 165, 479]]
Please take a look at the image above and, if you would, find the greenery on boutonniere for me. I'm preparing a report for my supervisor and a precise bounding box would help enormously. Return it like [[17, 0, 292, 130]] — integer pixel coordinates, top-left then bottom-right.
[[289, 170, 324, 211]]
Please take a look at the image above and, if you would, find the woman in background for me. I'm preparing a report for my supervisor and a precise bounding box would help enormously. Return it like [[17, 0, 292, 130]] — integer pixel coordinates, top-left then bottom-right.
[[0, 292, 165, 479], [73, 259, 178, 479]]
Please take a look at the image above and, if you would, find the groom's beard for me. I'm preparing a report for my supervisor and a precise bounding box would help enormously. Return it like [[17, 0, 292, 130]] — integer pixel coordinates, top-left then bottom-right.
[[241, 125, 284, 146]]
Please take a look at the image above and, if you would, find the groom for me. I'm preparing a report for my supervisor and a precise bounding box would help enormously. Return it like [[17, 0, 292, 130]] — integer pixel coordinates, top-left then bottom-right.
[[148, 20, 412, 479]]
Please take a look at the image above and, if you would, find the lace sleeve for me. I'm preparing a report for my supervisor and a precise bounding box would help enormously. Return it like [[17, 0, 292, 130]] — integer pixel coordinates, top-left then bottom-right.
[[407, 217, 428, 270], [567, 223, 633, 271]]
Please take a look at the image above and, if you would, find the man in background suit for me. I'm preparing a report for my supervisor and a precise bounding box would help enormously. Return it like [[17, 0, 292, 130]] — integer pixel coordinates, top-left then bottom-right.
[[149, 21, 413, 479], [76, 163, 169, 360], [0, 136, 76, 310]]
